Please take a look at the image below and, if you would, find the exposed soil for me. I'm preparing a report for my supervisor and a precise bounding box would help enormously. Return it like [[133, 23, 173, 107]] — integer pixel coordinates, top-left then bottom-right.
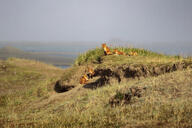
[[55, 60, 192, 92], [123, 62, 187, 78], [94, 61, 192, 85], [54, 80, 75, 93]]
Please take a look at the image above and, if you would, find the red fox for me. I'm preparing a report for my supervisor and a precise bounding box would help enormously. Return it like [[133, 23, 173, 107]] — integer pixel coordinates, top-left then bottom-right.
[[133, 52, 137, 56], [128, 51, 138, 56], [80, 67, 95, 84], [80, 74, 89, 84], [113, 49, 125, 55], [88, 67, 95, 78], [102, 43, 112, 55]]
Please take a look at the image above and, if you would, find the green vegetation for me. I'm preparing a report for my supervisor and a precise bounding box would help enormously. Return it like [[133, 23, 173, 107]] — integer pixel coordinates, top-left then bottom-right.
[[75, 47, 184, 66], [75, 48, 104, 65], [1, 47, 192, 128]]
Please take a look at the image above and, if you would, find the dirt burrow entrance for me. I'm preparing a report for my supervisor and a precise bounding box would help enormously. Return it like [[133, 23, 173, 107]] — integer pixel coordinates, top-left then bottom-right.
[[54, 81, 75, 93]]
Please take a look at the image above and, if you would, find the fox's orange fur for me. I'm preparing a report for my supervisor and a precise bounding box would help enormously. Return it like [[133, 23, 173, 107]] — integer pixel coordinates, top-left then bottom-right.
[[133, 52, 137, 56], [88, 67, 95, 77], [102, 43, 112, 55], [80, 74, 89, 84], [113, 49, 125, 55], [80, 68, 95, 84], [129, 51, 138, 56]]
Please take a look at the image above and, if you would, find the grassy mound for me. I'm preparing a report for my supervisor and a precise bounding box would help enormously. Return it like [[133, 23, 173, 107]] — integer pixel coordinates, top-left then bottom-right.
[[74, 47, 178, 66], [59, 47, 191, 91]]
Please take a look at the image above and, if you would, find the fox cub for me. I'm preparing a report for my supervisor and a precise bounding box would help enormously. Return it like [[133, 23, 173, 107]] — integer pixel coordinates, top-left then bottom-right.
[[102, 44, 138, 56], [128, 51, 138, 56], [80, 67, 95, 84], [80, 74, 89, 84], [113, 49, 126, 55], [102, 43, 112, 55]]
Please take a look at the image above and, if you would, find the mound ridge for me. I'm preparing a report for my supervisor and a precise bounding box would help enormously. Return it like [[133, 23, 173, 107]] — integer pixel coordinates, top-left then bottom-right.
[[57, 47, 192, 91]]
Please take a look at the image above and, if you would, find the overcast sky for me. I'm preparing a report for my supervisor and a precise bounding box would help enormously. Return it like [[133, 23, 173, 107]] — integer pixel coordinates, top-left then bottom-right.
[[0, 0, 192, 43]]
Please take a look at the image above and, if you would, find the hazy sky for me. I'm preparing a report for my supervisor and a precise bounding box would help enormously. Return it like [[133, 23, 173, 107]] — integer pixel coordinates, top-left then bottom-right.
[[0, 0, 192, 42]]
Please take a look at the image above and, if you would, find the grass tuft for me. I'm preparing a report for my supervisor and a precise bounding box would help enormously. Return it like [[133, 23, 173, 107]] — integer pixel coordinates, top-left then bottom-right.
[[75, 48, 104, 65]]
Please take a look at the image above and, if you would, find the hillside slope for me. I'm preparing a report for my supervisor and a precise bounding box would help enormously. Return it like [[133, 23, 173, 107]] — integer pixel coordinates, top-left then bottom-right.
[[0, 47, 192, 128]]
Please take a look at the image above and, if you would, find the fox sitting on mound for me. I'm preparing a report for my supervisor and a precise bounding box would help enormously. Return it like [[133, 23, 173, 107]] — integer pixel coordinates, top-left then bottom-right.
[[128, 51, 138, 56], [102, 43, 138, 56], [102, 43, 112, 55], [113, 49, 126, 56]]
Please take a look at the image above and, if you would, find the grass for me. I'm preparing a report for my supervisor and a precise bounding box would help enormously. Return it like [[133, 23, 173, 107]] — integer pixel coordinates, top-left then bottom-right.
[[0, 46, 192, 128], [74, 47, 182, 66], [75, 48, 104, 65], [34, 69, 192, 128], [0, 58, 64, 127], [74, 47, 192, 77], [2, 67, 191, 128]]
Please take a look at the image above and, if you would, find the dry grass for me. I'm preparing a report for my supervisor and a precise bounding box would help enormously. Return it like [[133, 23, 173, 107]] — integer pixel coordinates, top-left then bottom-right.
[[31, 69, 192, 128], [0, 58, 65, 127], [0, 54, 192, 128]]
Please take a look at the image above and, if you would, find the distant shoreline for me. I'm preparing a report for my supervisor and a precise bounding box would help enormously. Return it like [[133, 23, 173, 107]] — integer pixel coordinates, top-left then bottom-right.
[[54, 65, 71, 69]]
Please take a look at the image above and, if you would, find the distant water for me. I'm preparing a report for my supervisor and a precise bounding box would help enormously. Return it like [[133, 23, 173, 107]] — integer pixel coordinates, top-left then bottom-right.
[[55, 65, 70, 69], [0, 42, 191, 57]]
